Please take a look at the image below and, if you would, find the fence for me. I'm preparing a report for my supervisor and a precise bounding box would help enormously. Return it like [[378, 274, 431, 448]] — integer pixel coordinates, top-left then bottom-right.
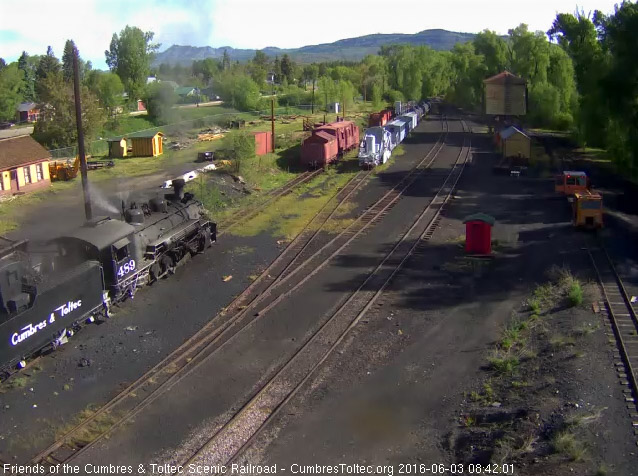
[[47, 105, 322, 160]]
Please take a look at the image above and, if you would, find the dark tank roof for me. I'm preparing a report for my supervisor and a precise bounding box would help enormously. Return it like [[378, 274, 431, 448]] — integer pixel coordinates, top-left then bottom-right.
[[59, 217, 135, 252]]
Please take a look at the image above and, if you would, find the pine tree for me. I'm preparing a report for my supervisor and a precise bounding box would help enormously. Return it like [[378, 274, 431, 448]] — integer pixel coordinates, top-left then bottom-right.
[[222, 49, 231, 71], [17, 51, 35, 102], [62, 39, 75, 82]]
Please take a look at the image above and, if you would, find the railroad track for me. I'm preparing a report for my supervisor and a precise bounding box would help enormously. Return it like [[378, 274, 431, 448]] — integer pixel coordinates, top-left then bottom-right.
[[219, 168, 324, 235], [29, 116, 449, 471], [180, 119, 472, 468], [587, 242, 638, 422]]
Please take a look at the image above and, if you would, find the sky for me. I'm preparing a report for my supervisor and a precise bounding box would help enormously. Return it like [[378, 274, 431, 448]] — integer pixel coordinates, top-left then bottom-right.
[[0, 0, 622, 70]]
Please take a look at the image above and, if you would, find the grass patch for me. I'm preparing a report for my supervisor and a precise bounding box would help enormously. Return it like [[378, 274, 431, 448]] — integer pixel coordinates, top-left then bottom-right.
[[0, 375, 29, 393], [226, 162, 359, 240], [54, 405, 120, 447], [550, 334, 576, 348], [231, 246, 255, 256], [552, 431, 587, 462], [488, 352, 520, 375]]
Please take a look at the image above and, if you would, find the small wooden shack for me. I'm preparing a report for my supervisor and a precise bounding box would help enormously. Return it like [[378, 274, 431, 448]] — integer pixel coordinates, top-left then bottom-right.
[[499, 126, 530, 160], [484, 71, 527, 116], [108, 137, 128, 158], [130, 131, 164, 157], [0, 135, 51, 195]]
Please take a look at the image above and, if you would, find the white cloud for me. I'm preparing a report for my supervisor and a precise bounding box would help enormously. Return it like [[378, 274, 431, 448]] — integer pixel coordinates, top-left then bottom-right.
[[0, 0, 622, 69]]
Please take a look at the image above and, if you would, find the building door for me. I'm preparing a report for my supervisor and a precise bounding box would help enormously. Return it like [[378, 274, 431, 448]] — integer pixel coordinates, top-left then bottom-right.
[[10, 170, 18, 191]]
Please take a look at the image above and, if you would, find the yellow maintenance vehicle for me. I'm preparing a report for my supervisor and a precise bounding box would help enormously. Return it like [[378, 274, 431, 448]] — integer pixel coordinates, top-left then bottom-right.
[[48, 156, 80, 181], [572, 190, 603, 229]]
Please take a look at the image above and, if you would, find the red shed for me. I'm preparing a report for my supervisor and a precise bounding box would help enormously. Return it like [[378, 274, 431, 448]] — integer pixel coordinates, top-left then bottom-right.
[[301, 131, 338, 167], [463, 213, 495, 255], [252, 131, 273, 156]]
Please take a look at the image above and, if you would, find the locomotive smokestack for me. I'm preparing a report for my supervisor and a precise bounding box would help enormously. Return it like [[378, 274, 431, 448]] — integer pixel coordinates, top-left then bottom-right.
[[172, 179, 185, 200]]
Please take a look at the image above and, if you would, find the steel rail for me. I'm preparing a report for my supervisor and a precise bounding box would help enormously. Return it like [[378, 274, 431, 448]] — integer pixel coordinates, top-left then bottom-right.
[[587, 241, 638, 410], [181, 119, 471, 468], [31, 116, 447, 470]]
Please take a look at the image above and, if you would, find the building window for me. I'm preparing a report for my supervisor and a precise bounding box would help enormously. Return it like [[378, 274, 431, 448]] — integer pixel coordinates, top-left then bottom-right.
[[36, 164, 43, 181], [23, 167, 31, 184]]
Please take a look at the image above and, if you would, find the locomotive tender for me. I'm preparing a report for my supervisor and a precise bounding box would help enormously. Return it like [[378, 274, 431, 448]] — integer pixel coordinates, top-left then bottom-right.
[[0, 179, 216, 376]]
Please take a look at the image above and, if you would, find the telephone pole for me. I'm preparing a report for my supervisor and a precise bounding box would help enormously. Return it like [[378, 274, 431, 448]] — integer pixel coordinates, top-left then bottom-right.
[[271, 98, 275, 152], [73, 46, 92, 220]]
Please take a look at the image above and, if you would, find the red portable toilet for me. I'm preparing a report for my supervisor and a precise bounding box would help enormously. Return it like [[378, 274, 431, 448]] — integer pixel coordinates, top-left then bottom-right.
[[463, 213, 496, 255]]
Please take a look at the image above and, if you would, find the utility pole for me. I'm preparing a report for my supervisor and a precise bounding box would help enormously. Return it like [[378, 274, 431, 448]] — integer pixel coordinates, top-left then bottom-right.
[[311, 79, 315, 115], [271, 98, 275, 152], [343, 94, 345, 120], [73, 46, 92, 220]]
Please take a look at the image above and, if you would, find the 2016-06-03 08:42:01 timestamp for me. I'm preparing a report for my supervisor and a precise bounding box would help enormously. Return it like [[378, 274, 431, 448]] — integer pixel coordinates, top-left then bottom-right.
[[397, 464, 516, 474]]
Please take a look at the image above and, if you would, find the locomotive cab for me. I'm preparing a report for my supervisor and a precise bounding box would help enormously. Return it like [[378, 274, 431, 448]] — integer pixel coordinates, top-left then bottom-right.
[[53, 217, 138, 298], [0, 240, 34, 315]]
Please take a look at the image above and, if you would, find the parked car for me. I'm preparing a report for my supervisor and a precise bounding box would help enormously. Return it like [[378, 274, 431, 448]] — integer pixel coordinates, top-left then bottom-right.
[[0, 122, 15, 130]]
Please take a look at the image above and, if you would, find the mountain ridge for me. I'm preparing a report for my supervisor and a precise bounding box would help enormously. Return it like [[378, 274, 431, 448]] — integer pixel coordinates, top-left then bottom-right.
[[153, 29, 478, 66]]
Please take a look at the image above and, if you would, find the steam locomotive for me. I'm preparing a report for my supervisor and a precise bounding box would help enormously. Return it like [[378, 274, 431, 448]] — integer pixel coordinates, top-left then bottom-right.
[[0, 179, 216, 377]]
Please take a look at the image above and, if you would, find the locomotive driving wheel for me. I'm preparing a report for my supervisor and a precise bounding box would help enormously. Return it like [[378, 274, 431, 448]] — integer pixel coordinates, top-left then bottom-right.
[[160, 255, 176, 276], [149, 262, 161, 283]]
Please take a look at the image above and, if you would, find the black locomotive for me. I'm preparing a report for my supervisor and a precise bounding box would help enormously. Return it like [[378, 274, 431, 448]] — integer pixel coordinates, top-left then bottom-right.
[[0, 179, 216, 376]]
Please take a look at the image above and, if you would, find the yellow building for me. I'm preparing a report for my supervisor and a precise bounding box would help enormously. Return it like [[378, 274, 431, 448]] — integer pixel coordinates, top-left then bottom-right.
[[499, 126, 531, 160], [484, 71, 527, 116], [130, 131, 164, 157], [0, 135, 51, 196], [108, 137, 128, 158]]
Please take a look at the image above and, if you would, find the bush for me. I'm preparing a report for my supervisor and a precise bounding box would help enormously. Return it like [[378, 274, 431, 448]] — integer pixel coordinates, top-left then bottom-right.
[[567, 281, 583, 307], [221, 130, 255, 165], [553, 112, 574, 131]]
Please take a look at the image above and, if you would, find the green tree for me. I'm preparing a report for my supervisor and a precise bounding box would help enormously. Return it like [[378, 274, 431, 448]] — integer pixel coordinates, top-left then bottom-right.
[[87, 71, 125, 118], [35, 46, 61, 101], [507, 24, 550, 84], [222, 49, 231, 71], [0, 63, 24, 121], [215, 72, 260, 111], [17, 51, 36, 102], [370, 83, 383, 109], [62, 39, 75, 82], [33, 71, 105, 149], [249, 51, 267, 87], [473, 30, 509, 75], [548, 12, 608, 146], [447, 42, 486, 109], [0, 58, 5, 71], [105, 26, 160, 101], [599, 1, 638, 174], [142, 82, 177, 124], [280, 54, 294, 84], [201, 58, 219, 84], [222, 130, 255, 173]]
